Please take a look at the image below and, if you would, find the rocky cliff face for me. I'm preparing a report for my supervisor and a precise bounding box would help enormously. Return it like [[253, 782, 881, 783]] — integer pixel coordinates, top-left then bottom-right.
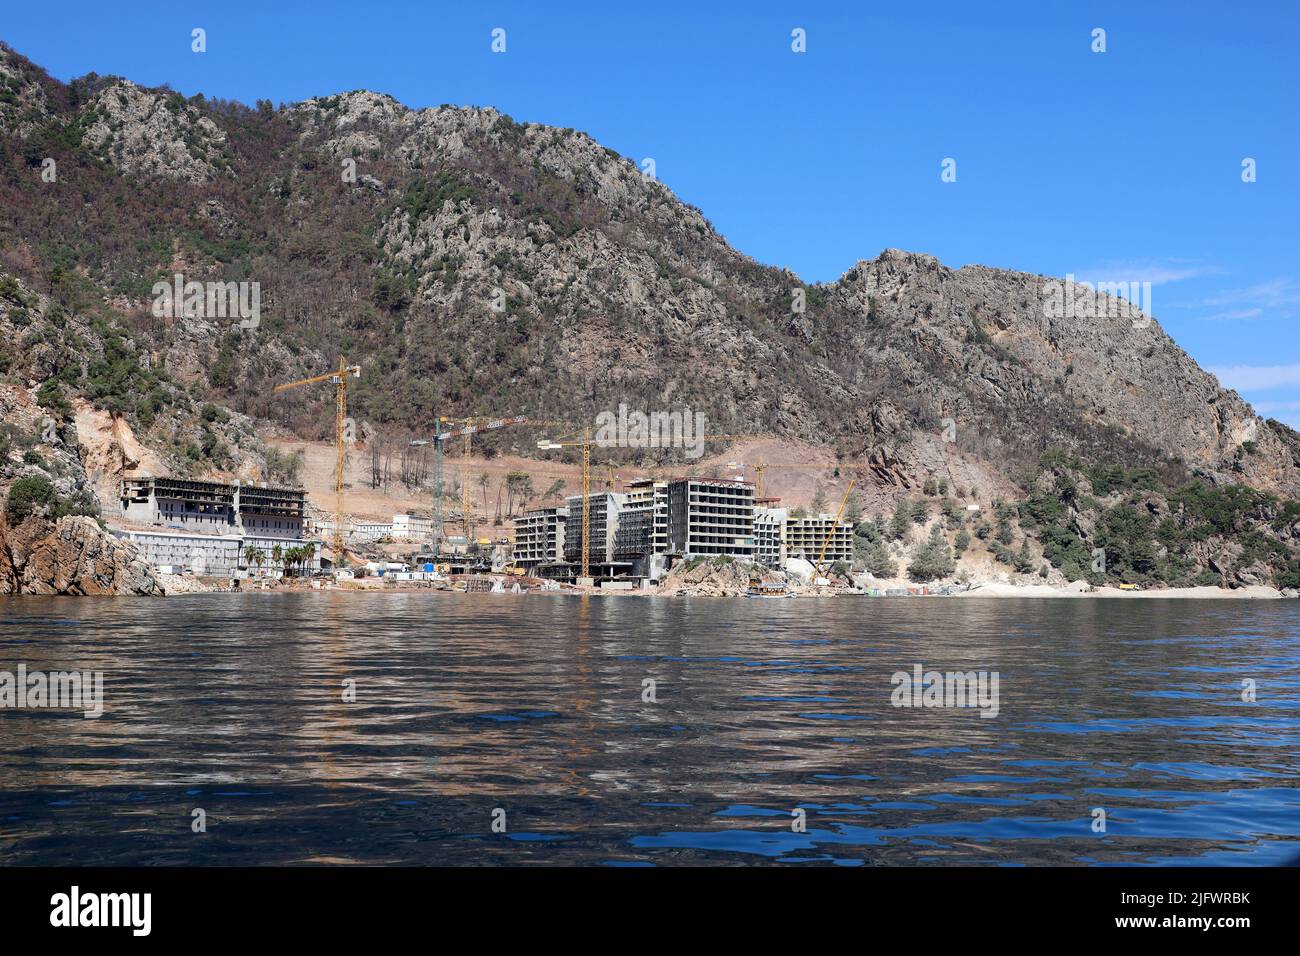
[[1, 40, 1299, 511], [0, 514, 163, 595], [81, 80, 233, 183]]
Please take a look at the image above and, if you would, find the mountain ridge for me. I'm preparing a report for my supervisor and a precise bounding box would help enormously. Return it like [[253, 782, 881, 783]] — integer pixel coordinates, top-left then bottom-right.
[[2, 40, 1299, 502]]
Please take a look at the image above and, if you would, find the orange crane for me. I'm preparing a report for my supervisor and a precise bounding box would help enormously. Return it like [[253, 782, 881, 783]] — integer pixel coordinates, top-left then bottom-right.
[[274, 356, 361, 562], [603, 462, 621, 490], [814, 477, 858, 579]]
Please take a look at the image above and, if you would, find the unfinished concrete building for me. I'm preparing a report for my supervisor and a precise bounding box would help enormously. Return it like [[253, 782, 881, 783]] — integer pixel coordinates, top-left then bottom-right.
[[785, 513, 854, 566], [665, 477, 755, 559], [117, 477, 319, 576], [621, 478, 669, 552], [120, 477, 307, 539], [513, 505, 568, 572], [563, 491, 622, 566], [753, 501, 789, 568]]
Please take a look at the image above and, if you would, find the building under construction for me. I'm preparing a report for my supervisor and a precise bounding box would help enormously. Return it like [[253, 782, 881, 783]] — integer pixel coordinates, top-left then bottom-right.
[[512, 506, 567, 572], [116, 477, 320, 576], [784, 513, 854, 566], [511, 476, 755, 582], [511, 474, 857, 582], [120, 477, 308, 539]]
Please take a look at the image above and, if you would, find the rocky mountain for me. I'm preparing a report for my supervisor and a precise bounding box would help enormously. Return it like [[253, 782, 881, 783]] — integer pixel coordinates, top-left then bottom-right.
[[1, 40, 1299, 591]]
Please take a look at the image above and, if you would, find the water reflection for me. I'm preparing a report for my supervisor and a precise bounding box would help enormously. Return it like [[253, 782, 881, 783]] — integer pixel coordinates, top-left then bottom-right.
[[1, 595, 1297, 865]]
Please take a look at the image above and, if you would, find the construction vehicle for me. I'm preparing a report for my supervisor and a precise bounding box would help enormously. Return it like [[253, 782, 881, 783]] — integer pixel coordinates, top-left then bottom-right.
[[273, 356, 361, 560]]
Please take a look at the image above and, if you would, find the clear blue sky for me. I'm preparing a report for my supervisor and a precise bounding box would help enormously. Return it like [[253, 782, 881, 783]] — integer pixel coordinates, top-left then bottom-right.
[[5, 1, 1299, 425]]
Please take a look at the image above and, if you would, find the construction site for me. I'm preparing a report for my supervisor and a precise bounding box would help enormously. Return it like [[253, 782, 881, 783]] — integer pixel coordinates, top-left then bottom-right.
[[87, 350, 988, 596], [199, 355, 882, 594]]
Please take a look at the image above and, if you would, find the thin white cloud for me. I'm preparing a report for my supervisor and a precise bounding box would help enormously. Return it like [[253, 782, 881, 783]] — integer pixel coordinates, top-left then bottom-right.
[[1071, 258, 1213, 288], [1210, 363, 1300, 391], [1201, 278, 1300, 310], [1201, 307, 1264, 321]]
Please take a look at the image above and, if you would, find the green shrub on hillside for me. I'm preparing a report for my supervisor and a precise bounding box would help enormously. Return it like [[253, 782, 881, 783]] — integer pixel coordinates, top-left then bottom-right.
[[5, 475, 56, 522]]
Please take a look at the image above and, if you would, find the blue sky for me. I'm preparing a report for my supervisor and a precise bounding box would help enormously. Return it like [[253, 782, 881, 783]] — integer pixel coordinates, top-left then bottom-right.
[[4, 1, 1299, 425]]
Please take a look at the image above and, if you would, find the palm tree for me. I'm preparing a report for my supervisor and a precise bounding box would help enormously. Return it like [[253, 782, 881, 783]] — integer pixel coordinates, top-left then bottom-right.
[[505, 471, 536, 516], [245, 546, 265, 576], [271, 544, 283, 577]]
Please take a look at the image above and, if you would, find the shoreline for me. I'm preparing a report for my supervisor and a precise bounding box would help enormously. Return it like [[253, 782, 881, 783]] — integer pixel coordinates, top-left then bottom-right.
[[146, 576, 1296, 600]]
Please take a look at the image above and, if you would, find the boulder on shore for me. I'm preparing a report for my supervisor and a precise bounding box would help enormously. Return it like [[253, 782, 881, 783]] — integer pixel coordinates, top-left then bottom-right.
[[661, 557, 776, 596]]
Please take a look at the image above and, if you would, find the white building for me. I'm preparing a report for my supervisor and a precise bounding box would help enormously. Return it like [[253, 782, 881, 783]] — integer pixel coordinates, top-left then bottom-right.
[[352, 520, 393, 541], [391, 513, 433, 541], [113, 529, 322, 577]]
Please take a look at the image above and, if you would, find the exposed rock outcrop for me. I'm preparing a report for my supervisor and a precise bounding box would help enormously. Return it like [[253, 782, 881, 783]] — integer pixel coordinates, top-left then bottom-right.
[[0, 515, 163, 595], [80, 80, 231, 183], [0, 44, 50, 138], [660, 558, 782, 597], [2, 41, 1299, 519]]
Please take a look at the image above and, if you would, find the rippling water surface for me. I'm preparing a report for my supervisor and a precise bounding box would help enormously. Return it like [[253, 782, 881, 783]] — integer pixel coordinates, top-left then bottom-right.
[[2, 594, 1298, 866]]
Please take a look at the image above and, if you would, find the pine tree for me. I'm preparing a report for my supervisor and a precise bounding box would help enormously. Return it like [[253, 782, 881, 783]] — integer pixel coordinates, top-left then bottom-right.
[[860, 538, 897, 578], [907, 526, 955, 582]]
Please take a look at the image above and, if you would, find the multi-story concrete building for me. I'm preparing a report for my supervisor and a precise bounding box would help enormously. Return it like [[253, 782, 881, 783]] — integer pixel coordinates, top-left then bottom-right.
[[120, 477, 307, 539], [753, 501, 789, 568], [118, 477, 321, 576], [665, 477, 755, 559], [785, 513, 854, 566], [564, 492, 622, 565], [511, 477, 765, 580], [112, 529, 321, 577], [621, 478, 669, 555], [314, 520, 384, 541], [352, 520, 393, 541], [513, 506, 567, 571]]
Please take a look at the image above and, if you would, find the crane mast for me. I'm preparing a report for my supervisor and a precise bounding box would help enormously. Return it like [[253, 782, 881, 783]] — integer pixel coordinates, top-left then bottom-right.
[[273, 356, 361, 563]]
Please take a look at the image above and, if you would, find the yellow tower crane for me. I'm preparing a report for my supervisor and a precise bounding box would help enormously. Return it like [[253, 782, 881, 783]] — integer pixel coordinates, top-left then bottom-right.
[[273, 356, 361, 561], [814, 476, 858, 579]]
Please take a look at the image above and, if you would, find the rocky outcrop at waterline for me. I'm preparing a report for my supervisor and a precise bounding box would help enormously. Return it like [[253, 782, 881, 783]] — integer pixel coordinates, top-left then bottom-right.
[[0, 515, 163, 596]]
